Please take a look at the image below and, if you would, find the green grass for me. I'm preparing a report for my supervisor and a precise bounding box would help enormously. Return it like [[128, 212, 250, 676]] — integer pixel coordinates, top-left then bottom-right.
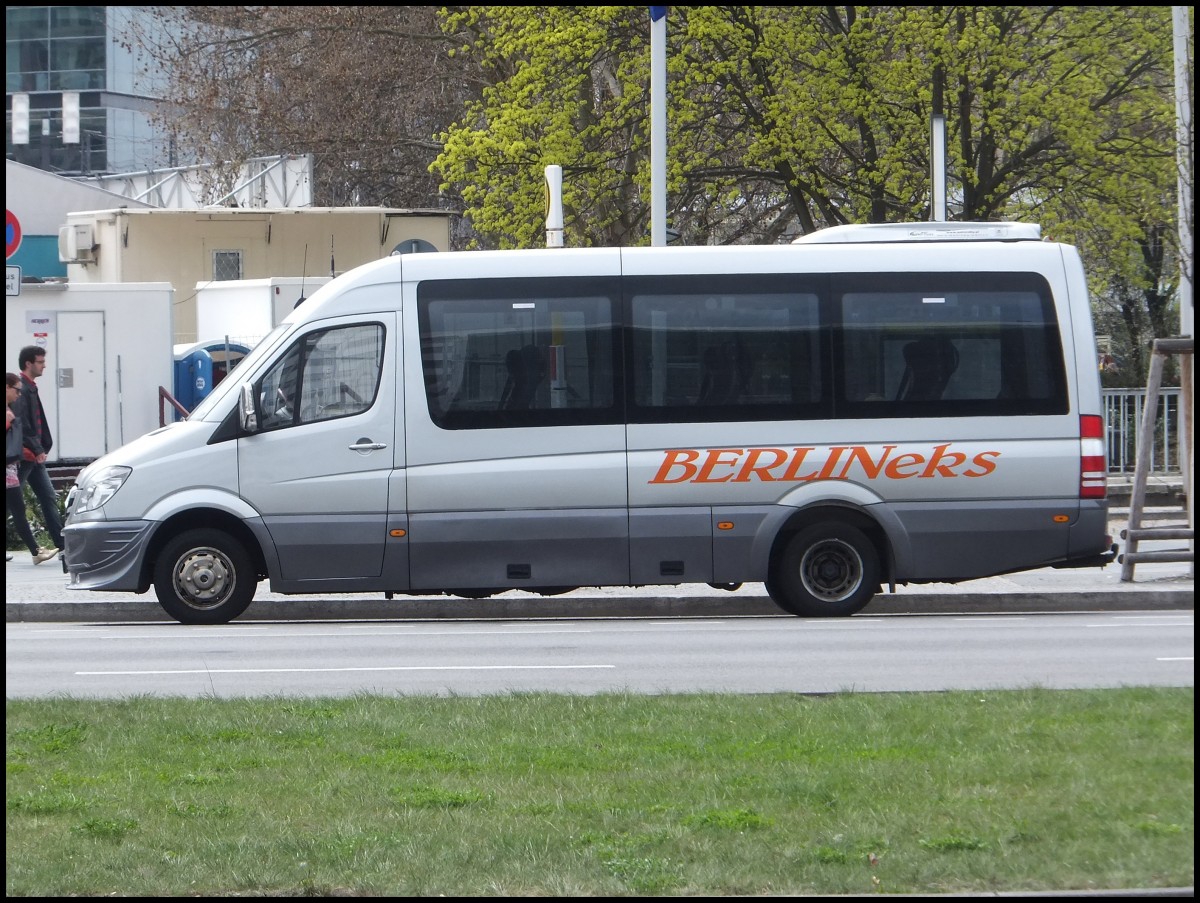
[[6, 688, 1193, 896]]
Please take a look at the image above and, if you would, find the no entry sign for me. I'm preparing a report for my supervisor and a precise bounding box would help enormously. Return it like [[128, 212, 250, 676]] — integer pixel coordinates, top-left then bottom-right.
[[6, 209, 22, 259]]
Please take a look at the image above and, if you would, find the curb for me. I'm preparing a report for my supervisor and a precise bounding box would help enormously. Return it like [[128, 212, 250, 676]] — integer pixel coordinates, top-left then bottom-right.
[[7, 589, 1194, 623]]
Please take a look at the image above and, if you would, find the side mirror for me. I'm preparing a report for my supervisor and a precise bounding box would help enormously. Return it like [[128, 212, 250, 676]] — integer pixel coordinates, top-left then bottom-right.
[[239, 383, 259, 433]]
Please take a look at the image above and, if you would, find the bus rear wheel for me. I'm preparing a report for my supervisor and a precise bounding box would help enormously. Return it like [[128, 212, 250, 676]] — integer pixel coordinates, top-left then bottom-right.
[[153, 528, 256, 624], [767, 523, 880, 617]]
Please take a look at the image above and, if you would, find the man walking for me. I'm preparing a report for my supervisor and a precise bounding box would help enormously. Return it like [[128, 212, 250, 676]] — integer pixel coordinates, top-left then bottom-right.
[[15, 345, 63, 563]]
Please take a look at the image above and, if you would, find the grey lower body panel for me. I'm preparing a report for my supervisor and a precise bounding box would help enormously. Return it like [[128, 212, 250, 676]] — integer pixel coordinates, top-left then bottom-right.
[[1070, 501, 1111, 556], [407, 505, 778, 592], [710, 506, 783, 584], [263, 513, 389, 582], [630, 507, 713, 583], [886, 498, 1107, 581], [256, 514, 411, 594], [408, 508, 629, 591], [59, 498, 1111, 598], [62, 519, 154, 592]]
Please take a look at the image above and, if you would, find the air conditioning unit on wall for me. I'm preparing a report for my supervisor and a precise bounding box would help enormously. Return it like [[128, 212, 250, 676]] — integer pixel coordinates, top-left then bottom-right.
[[58, 223, 95, 263]]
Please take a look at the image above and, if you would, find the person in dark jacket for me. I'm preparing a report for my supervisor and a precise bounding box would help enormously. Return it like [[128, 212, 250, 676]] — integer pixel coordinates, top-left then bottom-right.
[[6, 371, 51, 563], [15, 346, 64, 559]]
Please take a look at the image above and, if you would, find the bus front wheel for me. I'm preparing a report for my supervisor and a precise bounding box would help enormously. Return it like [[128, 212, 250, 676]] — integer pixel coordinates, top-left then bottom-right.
[[153, 528, 257, 624], [767, 523, 880, 618]]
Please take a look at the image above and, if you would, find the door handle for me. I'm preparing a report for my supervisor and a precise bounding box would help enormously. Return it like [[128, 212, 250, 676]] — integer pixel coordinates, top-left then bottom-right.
[[349, 438, 388, 452]]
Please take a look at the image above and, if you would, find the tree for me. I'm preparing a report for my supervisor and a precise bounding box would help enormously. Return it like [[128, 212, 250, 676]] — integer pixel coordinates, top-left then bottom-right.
[[140, 6, 1183, 383], [431, 6, 663, 248], [433, 8, 1176, 248], [132, 6, 482, 220], [987, 7, 1179, 386], [1088, 222, 1180, 388]]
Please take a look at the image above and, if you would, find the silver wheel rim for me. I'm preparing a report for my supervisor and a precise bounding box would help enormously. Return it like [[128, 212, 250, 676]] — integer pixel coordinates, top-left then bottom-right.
[[799, 538, 863, 603], [172, 547, 236, 610]]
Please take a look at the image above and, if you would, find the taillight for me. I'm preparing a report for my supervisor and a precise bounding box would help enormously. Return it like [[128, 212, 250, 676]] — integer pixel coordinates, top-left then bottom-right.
[[1080, 414, 1106, 499]]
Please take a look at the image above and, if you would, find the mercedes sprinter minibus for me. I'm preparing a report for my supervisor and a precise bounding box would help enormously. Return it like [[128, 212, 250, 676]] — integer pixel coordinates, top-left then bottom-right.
[[63, 221, 1115, 623]]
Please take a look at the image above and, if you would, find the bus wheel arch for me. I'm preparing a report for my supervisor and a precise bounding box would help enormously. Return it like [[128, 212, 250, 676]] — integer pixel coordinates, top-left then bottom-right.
[[767, 507, 889, 617], [144, 511, 267, 624]]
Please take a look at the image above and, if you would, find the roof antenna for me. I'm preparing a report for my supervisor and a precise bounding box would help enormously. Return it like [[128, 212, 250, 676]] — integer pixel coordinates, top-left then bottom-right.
[[329, 235, 335, 278], [294, 243, 308, 309]]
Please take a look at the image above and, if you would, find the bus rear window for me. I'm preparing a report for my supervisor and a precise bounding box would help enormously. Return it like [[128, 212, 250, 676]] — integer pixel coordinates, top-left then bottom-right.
[[837, 272, 1068, 417]]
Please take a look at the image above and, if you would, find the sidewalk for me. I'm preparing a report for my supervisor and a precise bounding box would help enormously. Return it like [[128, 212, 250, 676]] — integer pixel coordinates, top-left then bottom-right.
[[6, 538, 1193, 623]]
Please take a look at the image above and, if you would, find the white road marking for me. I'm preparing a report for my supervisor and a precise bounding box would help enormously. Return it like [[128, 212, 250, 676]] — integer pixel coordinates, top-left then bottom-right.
[[82, 628, 593, 640], [77, 664, 616, 676]]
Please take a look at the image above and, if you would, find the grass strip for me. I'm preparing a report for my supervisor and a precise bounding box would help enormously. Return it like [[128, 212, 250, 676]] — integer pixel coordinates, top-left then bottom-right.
[[6, 687, 1193, 896]]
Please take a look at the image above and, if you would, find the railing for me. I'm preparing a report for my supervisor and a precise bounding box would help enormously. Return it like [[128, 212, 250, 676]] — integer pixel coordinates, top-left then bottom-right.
[[1103, 387, 1182, 475], [158, 385, 191, 427]]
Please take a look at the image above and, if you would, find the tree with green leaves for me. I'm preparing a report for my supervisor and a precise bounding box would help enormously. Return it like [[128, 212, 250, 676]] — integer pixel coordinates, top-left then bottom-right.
[[431, 6, 1181, 384], [140, 6, 1185, 383], [434, 8, 1175, 241]]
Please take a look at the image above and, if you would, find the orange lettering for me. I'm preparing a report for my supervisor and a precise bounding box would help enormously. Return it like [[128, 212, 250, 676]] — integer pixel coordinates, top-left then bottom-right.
[[837, 445, 896, 480], [735, 447, 787, 482], [817, 447, 847, 480], [920, 444, 967, 478], [696, 448, 743, 482], [780, 447, 819, 481], [652, 444, 996, 484], [650, 449, 700, 484], [964, 450, 1000, 477], [884, 453, 924, 478]]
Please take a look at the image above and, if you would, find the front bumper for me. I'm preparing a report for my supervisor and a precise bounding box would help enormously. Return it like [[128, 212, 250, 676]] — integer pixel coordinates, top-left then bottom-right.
[[62, 519, 155, 592]]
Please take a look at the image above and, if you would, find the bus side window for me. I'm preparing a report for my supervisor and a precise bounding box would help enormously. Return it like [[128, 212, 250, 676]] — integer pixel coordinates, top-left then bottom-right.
[[896, 337, 959, 401], [499, 344, 545, 410]]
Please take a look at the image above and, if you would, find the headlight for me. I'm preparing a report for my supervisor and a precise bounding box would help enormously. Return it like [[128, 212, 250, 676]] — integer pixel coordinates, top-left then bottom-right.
[[68, 465, 132, 514]]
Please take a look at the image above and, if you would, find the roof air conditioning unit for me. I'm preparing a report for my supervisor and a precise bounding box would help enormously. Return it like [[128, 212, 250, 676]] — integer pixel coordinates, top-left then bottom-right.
[[58, 223, 96, 263]]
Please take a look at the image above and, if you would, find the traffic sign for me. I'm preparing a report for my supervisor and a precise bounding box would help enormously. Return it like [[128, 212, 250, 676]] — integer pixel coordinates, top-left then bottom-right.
[[6, 265, 21, 296], [6, 209, 22, 258]]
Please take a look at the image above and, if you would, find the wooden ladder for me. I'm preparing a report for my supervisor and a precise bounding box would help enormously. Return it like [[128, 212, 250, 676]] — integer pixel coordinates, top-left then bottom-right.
[[1119, 336, 1194, 581]]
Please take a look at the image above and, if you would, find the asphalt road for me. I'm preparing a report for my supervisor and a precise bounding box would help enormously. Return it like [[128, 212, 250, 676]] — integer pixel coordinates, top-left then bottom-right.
[[6, 609, 1194, 698]]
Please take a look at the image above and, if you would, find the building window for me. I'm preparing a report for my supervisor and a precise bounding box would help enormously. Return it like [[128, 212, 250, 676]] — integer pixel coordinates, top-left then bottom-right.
[[212, 250, 243, 281], [49, 6, 106, 38]]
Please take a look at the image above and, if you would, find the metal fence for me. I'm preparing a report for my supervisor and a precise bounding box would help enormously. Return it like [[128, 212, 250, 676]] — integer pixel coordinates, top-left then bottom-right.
[[1103, 387, 1183, 475]]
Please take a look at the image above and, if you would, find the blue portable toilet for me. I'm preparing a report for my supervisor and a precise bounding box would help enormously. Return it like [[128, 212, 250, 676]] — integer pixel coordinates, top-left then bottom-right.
[[173, 346, 212, 417], [172, 340, 252, 420]]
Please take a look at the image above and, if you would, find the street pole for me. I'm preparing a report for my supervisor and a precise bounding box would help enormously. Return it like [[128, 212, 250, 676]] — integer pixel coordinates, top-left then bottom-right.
[[650, 7, 667, 247], [930, 65, 947, 222], [1171, 6, 1194, 569], [545, 164, 563, 248]]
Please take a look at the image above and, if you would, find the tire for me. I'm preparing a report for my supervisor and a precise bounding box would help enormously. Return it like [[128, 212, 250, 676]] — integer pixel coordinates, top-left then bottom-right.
[[767, 522, 881, 617], [153, 528, 257, 624]]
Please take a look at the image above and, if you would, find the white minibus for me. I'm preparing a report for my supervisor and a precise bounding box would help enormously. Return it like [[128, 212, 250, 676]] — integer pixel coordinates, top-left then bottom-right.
[[62, 221, 1115, 623]]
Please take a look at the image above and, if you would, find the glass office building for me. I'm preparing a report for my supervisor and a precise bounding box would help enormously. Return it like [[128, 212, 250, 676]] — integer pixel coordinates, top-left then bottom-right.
[[6, 6, 173, 176]]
